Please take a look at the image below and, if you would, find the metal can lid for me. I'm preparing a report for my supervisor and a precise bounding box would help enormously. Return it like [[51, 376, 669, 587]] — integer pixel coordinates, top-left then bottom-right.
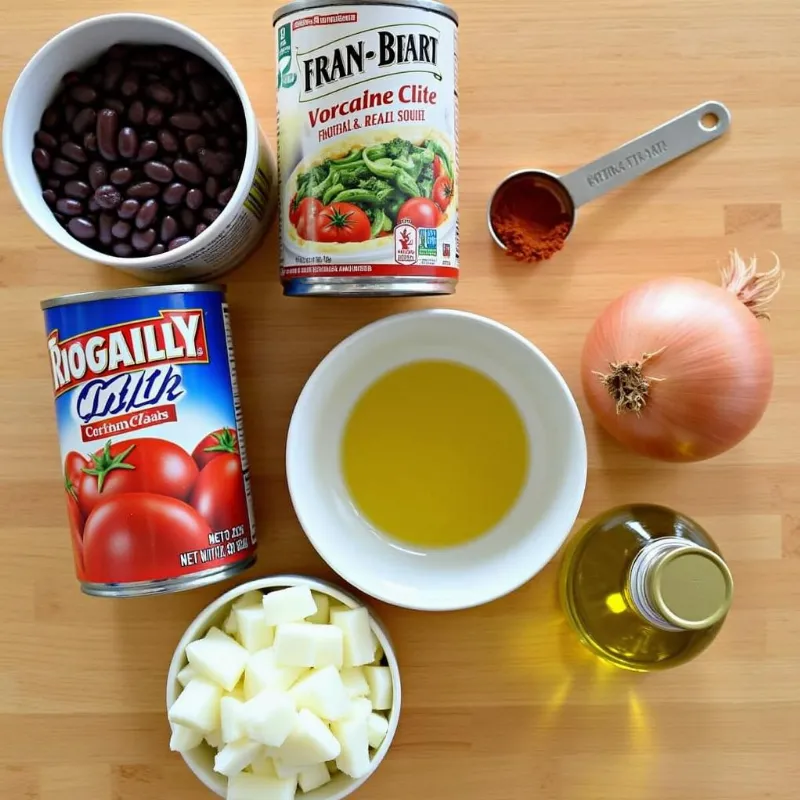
[[649, 547, 733, 630], [40, 283, 226, 310], [273, 0, 459, 25]]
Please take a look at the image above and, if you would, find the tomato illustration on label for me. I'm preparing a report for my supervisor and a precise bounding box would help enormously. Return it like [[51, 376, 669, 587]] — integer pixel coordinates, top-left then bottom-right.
[[192, 427, 239, 469], [190, 453, 249, 534]]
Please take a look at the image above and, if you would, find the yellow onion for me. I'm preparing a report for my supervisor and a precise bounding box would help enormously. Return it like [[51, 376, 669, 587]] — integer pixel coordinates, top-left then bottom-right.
[[581, 250, 782, 462]]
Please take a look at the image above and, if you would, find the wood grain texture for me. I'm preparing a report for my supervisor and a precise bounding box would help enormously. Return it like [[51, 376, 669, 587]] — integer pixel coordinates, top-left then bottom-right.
[[1, 1, 799, 798]]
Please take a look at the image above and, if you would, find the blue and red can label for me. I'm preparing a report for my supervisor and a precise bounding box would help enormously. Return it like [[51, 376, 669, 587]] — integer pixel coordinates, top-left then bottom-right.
[[42, 286, 256, 593]]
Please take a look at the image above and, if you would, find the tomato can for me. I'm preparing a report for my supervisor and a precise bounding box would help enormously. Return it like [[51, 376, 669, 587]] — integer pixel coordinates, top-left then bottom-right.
[[274, 0, 459, 296], [41, 285, 257, 597]]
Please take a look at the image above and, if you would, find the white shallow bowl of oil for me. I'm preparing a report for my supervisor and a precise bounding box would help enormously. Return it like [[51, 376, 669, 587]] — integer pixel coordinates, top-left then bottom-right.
[[286, 309, 588, 611], [166, 575, 402, 800]]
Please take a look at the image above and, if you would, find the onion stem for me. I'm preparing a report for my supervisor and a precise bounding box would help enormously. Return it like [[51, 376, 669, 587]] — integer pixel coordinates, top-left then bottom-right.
[[593, 349, 665, 416], [721, 249, 783, 320]]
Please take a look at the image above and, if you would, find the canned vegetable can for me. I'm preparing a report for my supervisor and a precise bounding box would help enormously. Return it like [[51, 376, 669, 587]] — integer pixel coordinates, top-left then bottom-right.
[[41, 285, 257, 597], [274, 0, 459, 296]]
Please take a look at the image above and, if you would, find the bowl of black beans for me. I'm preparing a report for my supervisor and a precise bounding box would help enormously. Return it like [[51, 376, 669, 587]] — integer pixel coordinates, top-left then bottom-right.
[[3, 13, 277, 282]]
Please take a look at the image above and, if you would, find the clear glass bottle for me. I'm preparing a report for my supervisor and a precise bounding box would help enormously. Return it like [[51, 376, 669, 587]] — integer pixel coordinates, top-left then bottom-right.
[[559, 504, 733, 671]]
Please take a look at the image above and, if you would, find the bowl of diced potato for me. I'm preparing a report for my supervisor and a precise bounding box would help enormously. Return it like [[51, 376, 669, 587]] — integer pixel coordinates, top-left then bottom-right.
[[166, 575, 401, 800]]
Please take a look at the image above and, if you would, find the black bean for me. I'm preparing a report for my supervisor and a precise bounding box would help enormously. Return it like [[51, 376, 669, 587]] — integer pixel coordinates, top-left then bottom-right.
[[111, 220, 131, 239], [195, 222, 208, 236], [146, 106, 164, 126], [173, 159, 203, 184], [170, 111, 203, 131], [60, 141, 87, 164], [197, 148, 233, 177], [218, 186, 234, 206], [216, 97, 237, 123], [216, 136, 230, 149], [205, 176, 219, 199], [185, 188, 203, 210], [46, 177, 61, 190], [168, 66, 184, 83], [42, 106, 59, 129], [103, 97, 126, 114], [94, 184, 122, 210], [127, 181, 160, 199], [106, 44, 130, 60], [73, 107, 97, 135], [54, 212, 67, 225], [163, 182, 187, 204], [184, 134, 206, 154], [230, 122, 244, 137], [144, 160, 174, 183], [201, 109, 218, 129], [52, 158, 79, 177], [131, 53, 159, 70], [98, 212, 115, 245], [157, 46, 179, 64], [62, 70, 81, 85], [110, 167, 133, 185], [231, 167, 242, 184], [96, 109, 119, 160], [189, 79, 210, 104], [113, 242, 133, 257], [118, 127, 138, 159], [157, 129, 179, 152], [137, 139, 159, 162], [160, 215, 178, 242], [146, 83, 174, 104], [135, 198, 158, 228], [185, 58, 205, 76], [202, 207, 221, 224], [179, 208, 196, 229], [88, 161, 108, 189], [68, 217, 96, 240], [42, 189, 57, 207], [56, 198, 83, 216], [59, 132, 70, 144], [103, 60, 124, 91], [128, 100, 145, 125], [33, 148, 51, 171], [88, 197, 101, 213], [132, 228, 156, 251], [35, 130, 58, 150], [168, 235, 191, 250], [70, 84, 97, 104], [150, 243, 166, 255], [84, 132, 98, 152], [120, 71, 140, 97], [64, 104, 78, 125], [175, 87, 187, 108], [64, 180, 91, 199], [118, 198, 140, 219]]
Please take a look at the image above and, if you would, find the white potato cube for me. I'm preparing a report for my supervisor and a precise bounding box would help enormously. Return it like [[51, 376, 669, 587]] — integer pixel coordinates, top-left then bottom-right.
[[223, 610, 239, 635], [169, 723, 204, 753], [298, 762, 331, 793], [273, 759, 299, 781], [244, 648, 307, 699], [250, 754, 278, 777], [367, 713, 389, 749], [274, 623, 343, 669], [307, 592, 331, 624], [345, 697, 373, 720], [236, 591, 266, 609], [205, 729, 223, 749], [332, 715, 371, 779], [229, 681, 246, 702], [262, 586, 317, 626], [236, 606, 275, 653], [277, 709, 341, 766], [221, 696, 248, 744], [243, 690, 298, 747], [364, 666, 393, 710], [372, 632, 384, 664], [330, 607, 375, 667], [340, 667, 369, 698], [168, 678, 222, 733], [176, 663, 197, 687], [214, 738, 263, 777], [187, 627, 249, 691], [290, 665, 350, 721], [227, 773, 296, 800]]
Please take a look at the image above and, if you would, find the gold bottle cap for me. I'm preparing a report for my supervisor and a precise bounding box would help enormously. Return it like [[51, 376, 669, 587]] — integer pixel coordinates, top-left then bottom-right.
[[649, 547, 733, 630]]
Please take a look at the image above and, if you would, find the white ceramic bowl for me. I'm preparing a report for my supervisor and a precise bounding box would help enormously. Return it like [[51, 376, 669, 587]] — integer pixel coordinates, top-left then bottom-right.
[[287, 309, 587, 611], [166, 575, 401, 800]]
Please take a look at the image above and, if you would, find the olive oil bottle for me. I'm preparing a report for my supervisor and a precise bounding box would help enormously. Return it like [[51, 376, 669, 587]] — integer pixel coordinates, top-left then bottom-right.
[[560, 504, 733, 671]]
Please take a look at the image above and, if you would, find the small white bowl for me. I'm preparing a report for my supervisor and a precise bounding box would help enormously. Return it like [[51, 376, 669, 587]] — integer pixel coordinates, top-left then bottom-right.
[[166, 575, 401, 800], [287, 309, 587, 611]]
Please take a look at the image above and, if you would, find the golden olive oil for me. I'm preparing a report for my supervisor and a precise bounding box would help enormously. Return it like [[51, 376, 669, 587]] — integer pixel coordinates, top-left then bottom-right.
[[560, 504, 733, 671], [342, 360, 528, 548]]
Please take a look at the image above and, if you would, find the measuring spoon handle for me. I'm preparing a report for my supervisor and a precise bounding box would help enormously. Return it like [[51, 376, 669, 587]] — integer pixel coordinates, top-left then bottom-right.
[[560, 101, 731, 209]]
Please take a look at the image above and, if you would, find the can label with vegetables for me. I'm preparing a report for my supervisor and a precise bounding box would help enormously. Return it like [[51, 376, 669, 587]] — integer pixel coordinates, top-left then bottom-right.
[[274, 0, 459, 296], [41, 285, 257, 597]]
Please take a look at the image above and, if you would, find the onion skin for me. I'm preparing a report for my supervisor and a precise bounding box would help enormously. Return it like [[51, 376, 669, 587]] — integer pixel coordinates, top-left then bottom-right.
[[581, 276, 773, 462]]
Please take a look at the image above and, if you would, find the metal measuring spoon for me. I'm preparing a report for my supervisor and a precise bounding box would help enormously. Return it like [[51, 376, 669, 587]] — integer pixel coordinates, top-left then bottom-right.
[[488, 100, 731, 251]]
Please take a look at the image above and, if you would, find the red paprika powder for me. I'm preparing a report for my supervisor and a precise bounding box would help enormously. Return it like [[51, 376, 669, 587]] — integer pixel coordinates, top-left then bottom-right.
[[490, 175, 572, 262]]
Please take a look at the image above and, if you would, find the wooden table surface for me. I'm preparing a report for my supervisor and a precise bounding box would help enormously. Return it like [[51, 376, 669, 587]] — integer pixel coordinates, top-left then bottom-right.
[[2, 1, 799, 798]]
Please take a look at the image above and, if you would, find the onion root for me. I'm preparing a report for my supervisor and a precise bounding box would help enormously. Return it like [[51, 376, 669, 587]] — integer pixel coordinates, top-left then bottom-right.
[[593, 349, 665, 416], [721, 249, 783, 320]]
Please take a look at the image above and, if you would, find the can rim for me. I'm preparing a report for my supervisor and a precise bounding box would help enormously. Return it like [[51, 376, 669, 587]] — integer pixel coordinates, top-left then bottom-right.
[[40, 283, 226, 309], [273, 0, 459, 25]]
